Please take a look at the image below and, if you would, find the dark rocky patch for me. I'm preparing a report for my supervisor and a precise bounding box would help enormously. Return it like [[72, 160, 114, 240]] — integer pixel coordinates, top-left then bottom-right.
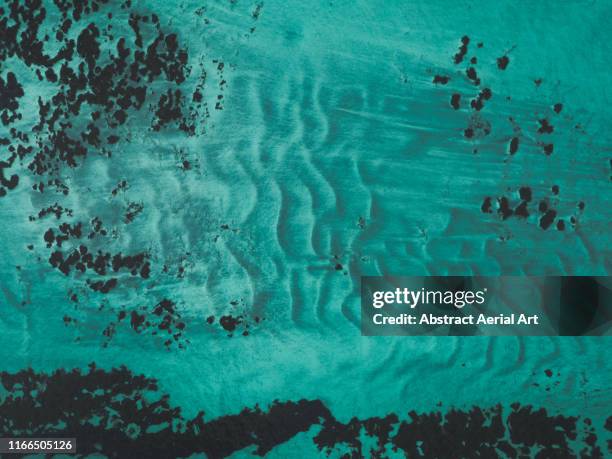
[[509, 137, 519, 155], [470, 87, 492, 111], [453, 36, 470, 64], [0, 366, 606, 458], [539, 209, 557, 230], [102, 299, 188, 348], [465, 66, 480, 85], [464, 114, 491, 139], [450, 93, 461, 110], [497, 55, 509, 70], [537, 119, 554, 134], [125, 201, 144, 223], [481, 197, 492, 213]]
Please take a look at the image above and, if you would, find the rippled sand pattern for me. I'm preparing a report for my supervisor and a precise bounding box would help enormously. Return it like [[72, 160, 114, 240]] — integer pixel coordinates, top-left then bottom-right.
[[0, 0, 611, 457]]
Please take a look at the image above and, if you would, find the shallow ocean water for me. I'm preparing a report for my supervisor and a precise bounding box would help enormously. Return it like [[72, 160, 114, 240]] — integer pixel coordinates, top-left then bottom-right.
[[0, 0, 611, 457]]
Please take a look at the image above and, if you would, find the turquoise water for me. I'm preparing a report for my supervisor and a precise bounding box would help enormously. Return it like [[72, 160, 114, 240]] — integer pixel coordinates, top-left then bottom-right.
[[0, 0, 611, 457]]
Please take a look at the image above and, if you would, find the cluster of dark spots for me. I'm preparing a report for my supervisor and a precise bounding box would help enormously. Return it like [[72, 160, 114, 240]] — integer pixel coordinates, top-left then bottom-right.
[[513, 186, 531, 218], [29, 203, 73, 221], [152, 89, 194, 135], [0, 72, 24, 125], [0, 156, 19, 196], [252, 2, 264, 20], [453, 36, 470, 64], [172, 146, 200, 173], [0, 366, 607, 458], [432, 74, 450, 85], [43, 220, 151, 290], [532, 369, 562, 392], [110, 179, 129, 196], [48, 246, 150, 281], [331, 254, 349, 275], [43, 222, 83, 247], [470, 87, 492, 111], [31, 178, 69, 195], [220, 315, 243, 335], [481, 186, 572, 231], [537, 200, 557, 230], [464, 114, 491, 139], [88, 216, 108, 239], [206, 302, 262, 337], [498, 196, 514, 220], [160, 252, 194, 279], [0, 0, 216, 199], [212, 59, 227, 111], [105, 299, 187, 348], [125, 201, 144, 223], [497, 55, 510, 70], [450, 93, 461, 110], [88, 278, 117, 293]]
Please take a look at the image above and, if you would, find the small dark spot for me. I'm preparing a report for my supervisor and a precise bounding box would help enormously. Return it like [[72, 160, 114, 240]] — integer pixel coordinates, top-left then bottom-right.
[[509, 137, 519, 155], [450, 93, 461, 110], [553, 103, 563, 114], [544, 369, 553, 377], [206, 315, 215, 324], [551, 185, 559, 195], [556, 220, 565, 231], [497, 55, 509, 70], [433, 75, 450, 84]]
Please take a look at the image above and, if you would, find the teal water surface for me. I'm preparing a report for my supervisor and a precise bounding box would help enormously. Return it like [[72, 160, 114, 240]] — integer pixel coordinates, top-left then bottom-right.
[[0, 0, 611, 457]]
